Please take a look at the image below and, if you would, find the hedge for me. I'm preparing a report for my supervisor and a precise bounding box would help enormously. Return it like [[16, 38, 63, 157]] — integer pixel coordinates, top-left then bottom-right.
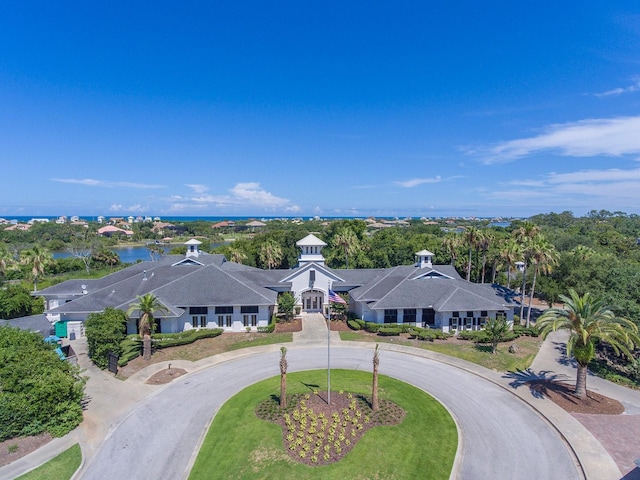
[[258, 316, 277, 333], [152, 328, 223, 348], [347, 319, 362, 330], [378, 327, 402, 336]]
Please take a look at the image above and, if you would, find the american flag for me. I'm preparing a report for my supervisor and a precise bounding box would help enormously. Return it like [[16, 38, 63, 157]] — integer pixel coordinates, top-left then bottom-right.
[[328, 290, 347, 304]]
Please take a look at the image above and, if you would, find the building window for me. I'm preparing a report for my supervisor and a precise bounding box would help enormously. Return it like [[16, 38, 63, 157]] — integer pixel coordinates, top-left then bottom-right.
[[215, 306, 233, 315], [189, 307, 208, 315], [243, 314, 257, 327], [452, 311, 459, 318], [241, 306, 259, 314], [218, 315, 233, 327], [403, 309, 416, 323], [384, 309, 397, 324], [481, 311, 488, 317], [422, 309, 435, 327], [466, 311, 474, 318], [193, 316, 207, 328]]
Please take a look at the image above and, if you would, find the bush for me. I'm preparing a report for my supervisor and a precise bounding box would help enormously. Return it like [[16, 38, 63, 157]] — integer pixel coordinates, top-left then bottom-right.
[[258, 317, 277, 333], [85, 308, 128, 369], [513, 325, 539, 337], [347, 319, 362, 330], [0, 326, 85, 441], [363, 322, 381, 333], [417, 329, 449, 341], [378, 327, 402, 336], [152, 328, 223, 348], [118, 337, 142, 366]]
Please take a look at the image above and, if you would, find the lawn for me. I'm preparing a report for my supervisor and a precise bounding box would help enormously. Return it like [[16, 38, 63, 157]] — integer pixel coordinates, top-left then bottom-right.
[[16, 444, 81, 480], [340, 331, 542, 372], [189, 370, 457, 480]]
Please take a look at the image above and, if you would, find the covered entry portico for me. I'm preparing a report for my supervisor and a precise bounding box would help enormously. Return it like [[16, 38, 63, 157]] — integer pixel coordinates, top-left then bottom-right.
[[300, 289, 325, 312]]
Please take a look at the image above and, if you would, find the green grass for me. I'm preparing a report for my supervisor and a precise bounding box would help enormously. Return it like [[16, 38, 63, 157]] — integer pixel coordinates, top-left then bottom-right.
[[340, 331, 541, 372], [16, 444, 81, 480], [227, 333, 293, 350], [189, 370, 457, 480]]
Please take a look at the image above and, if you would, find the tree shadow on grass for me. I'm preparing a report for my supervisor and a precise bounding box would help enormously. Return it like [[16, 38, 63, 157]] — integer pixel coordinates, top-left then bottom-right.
[[503, 369, 572, 399], [473, 344, 493, 354]]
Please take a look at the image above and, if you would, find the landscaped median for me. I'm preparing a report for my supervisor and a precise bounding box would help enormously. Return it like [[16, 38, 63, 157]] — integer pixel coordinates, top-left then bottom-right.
[[189, 369, 457, 480]]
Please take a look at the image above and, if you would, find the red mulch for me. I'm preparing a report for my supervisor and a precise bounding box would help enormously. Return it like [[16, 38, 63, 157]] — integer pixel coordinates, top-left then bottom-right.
[[145, 367, 188, 385], [527, 380, 625, 414]]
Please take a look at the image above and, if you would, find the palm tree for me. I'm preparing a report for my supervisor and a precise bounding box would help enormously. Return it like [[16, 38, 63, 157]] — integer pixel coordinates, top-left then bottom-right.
[[537, 290, 639, 398], [513, 223, 540, 323], [478, 231, 492, 283], [0, 246, 16, 279], [332, 228, 359, 269], [20, 245, 53, 292], [442, 233, 462, 267], [127, 293, 169, 361], [280, 347, 288, 408], [525, 236, 559, 327], [258, 239, 283, 270], [464, 227, 482, 281], [499, 239, 521, 290], [372, 344, 380, 412], [228, 246, 247, 264]]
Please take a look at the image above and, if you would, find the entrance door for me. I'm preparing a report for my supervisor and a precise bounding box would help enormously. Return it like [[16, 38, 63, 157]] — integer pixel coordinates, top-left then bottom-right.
[[301, 289, 324, 312]]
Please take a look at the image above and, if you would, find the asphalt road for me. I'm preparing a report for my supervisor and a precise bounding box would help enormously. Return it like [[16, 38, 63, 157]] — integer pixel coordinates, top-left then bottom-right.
[[80, 345, 581, 480]]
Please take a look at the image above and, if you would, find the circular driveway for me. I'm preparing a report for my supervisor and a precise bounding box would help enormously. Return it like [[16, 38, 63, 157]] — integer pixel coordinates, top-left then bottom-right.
[[80, 345, 582, 480]]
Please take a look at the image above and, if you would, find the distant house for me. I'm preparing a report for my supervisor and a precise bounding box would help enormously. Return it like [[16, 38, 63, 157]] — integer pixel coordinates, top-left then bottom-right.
[[36, 235, 514, 338], [97, 225, 134, 237]]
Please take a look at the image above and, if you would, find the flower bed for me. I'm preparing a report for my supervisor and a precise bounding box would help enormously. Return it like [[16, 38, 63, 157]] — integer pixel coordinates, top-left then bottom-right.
[[255, 390, 405, 466]]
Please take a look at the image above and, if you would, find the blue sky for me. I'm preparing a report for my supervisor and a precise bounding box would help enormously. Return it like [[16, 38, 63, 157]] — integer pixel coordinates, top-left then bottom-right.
[[2, 2, 640, 218]]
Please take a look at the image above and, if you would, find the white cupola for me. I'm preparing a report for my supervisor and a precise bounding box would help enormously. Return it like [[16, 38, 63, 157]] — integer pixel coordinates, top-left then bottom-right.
[[296, 234, 327, 266], [185, 238, 202, 258], [415, 249, 434, 268]]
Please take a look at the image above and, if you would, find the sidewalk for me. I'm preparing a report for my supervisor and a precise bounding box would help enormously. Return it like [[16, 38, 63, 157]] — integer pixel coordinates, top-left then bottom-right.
[[529, 330, 640, 477]]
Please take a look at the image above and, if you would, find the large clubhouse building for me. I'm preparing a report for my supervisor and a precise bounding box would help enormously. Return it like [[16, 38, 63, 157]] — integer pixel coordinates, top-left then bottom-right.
[[37, 235, 515, 337]]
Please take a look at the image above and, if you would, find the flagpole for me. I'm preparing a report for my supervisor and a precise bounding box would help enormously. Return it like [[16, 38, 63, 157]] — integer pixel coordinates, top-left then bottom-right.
[[327, 280, 331, 405]]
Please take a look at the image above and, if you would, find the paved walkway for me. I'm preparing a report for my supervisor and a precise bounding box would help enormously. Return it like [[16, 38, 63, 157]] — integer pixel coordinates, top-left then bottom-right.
[[1, 316, 638, 479]]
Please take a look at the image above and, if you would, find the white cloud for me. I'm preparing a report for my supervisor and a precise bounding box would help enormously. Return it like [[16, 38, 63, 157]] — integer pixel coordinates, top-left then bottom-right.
[[109, 203, 147, 213], [168, 182, 293, 210], [185, 184, 209, 194], [230, 182, 290, 207], [592, 79, 640, 97], [393, 176, 442, 188], [472, 116, 640, 164], [52, 178, 164, 189], [489, 167, 640, 209]]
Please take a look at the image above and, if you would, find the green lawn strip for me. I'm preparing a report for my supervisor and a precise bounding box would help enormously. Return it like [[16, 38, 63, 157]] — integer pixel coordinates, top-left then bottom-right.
[[227, 333, 293, 351], [339, 331, 541, 372], [189, 369, 456, 480], [16, 444, 81, 480]]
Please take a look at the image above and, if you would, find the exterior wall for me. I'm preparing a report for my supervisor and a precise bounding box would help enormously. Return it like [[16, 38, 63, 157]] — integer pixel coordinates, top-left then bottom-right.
[[288, 267, 335, 311]]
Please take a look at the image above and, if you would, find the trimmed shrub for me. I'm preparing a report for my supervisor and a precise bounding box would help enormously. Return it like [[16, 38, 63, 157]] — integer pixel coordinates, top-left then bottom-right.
[[378, 327, 402, 336], [417, 329, 449, 341], [152, 328, 223, 348], [258, 317, 277, 333], [513, 325, 539, 337], [118, 337, 142, 366], [363, 322, 381, 333], [347, 319, 362, 330], [84, 308, 128, 369]]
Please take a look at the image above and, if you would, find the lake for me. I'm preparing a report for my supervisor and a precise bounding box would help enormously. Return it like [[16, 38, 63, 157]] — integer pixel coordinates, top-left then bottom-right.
[[53, 245, 174, 264]]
